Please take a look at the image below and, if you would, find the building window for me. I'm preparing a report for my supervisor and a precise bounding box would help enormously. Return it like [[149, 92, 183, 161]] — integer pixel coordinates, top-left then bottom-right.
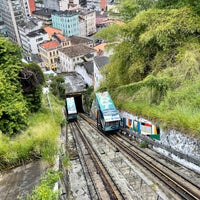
[[36, 37, 43, 42]]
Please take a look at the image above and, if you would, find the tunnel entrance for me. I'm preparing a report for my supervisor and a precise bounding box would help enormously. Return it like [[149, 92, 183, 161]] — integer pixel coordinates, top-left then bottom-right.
[[66, 92, 84, 113], [63, 72, 87, 113]]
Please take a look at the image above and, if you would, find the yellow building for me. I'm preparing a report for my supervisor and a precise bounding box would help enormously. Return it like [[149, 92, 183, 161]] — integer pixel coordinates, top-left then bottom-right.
[[38, 32, 71, 70]]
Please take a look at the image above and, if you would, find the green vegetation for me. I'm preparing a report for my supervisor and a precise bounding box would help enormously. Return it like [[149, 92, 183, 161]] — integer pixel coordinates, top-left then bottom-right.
[[95, 1, 200, 137], [0, 93, 63, 170], [0, 37, 65, 170], [19, 62, 45, 112], [0, 38, 27, 135], [139, 141, 149, 148], [25, 169, 62, 200], [49, 75, 65, 99], [83, 86, 94, 113], [114, 0, 157, 22], [0, 37, 44, 135]]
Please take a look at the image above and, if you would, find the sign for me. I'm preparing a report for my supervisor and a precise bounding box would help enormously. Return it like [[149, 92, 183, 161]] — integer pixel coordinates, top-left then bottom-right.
[[66, 97, 77, 114], [96, 91, 120, 122]]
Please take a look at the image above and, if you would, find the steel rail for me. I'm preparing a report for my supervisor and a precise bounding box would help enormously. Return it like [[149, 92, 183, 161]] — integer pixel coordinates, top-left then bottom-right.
[[69, 122, 98, 199], [80, 113, 200, 200], [72, 120, 126, 200], [109, 135, 200, 200]]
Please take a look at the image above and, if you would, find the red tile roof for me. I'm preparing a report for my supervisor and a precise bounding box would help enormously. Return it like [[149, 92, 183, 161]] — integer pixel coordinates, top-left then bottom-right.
[[44, 26, 62, 36], [41, 40, 60, 50], [55, 33, 68, 41], [94, 43, 107, 51]]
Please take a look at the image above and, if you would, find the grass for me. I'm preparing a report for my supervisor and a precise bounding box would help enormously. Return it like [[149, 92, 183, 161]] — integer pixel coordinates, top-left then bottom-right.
[[115, 94, 200, 137], [0, 93, 64, 171], [110, 74, 200, 138], [22, 168, 62, 200]]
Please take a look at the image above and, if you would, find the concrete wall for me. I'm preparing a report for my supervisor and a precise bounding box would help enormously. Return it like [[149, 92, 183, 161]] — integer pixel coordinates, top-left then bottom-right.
[[120, 111, 200, 170]]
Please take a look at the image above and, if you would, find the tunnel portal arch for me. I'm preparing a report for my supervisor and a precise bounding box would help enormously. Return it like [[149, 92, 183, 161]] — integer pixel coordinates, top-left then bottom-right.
[[66, 92, 85, 113]]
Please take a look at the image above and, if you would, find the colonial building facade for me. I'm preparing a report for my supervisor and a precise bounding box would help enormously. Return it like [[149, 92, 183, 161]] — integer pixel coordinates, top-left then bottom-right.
[[38, 33, 71, 70], [58, 44, 96, 72]]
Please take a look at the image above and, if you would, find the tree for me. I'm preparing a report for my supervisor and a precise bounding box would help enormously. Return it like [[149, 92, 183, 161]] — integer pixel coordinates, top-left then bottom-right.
[[0, 37, 45, 134], [115, 0, 157, 22], [19, 62, 45, 112], [96, 7, 200, 89], [0, 37, 28, 134], [50, 75, 65, 99], [156, 0, 200, 15]]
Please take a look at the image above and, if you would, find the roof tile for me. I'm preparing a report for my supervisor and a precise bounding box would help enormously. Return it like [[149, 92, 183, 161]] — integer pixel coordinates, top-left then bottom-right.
[[41, 40, 60, 50]]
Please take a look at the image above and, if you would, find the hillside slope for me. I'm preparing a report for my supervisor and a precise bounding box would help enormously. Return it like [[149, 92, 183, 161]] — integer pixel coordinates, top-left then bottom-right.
[[95, 6, 200, 137]]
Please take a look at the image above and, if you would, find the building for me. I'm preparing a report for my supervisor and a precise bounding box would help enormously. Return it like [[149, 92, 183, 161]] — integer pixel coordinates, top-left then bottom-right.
[[24, 0, 36, 17], [18, 18, 45, 60], [79, 0, 87, 7], [69, 35, 94, 47], [93, 56, 109, 90], [58, 44, 96, 72], [79, 17, 87, 37], [87, 0, 107, 11], [94, 42, 114, 57], [78, 9, 96, 36], [38, 32, 71, 70], [32, 8, 55, 26], [0, 16, 7, 37], [67, 3, 81, 11], [43, 0, 68, 11], [52, 10, 79, 37], [35, 1, 44, 10], [0, 0, 26, 45], [39, 40, 62, 70], [27, 29, 49, 54], [44, 26, 62, 38], [107, 0, 120, 18]]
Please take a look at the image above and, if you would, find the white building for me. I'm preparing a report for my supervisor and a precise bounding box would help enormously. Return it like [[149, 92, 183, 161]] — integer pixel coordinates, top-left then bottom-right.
[[78, 9, 96, 36], [18, 18, 44, 60], [43, 0, 68, 11], [27, 29, 49, 55], [79, 17, 87, 37], [94, 56, 109, 90], [58, 44, 96, 72], [87, 0, 107, 11], [22, 0, 36, 17]]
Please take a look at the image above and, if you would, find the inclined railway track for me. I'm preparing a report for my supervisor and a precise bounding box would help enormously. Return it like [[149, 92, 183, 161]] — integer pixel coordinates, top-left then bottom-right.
[[108, 135, 200, 200], [79, 113, 200, 200], [69, 120, 126, 200]]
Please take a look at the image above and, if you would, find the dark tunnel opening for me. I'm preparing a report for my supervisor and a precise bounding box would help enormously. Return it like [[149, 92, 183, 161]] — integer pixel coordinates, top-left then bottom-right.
[[66, 93, 84, 113], [74, 95, 84, 113]]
